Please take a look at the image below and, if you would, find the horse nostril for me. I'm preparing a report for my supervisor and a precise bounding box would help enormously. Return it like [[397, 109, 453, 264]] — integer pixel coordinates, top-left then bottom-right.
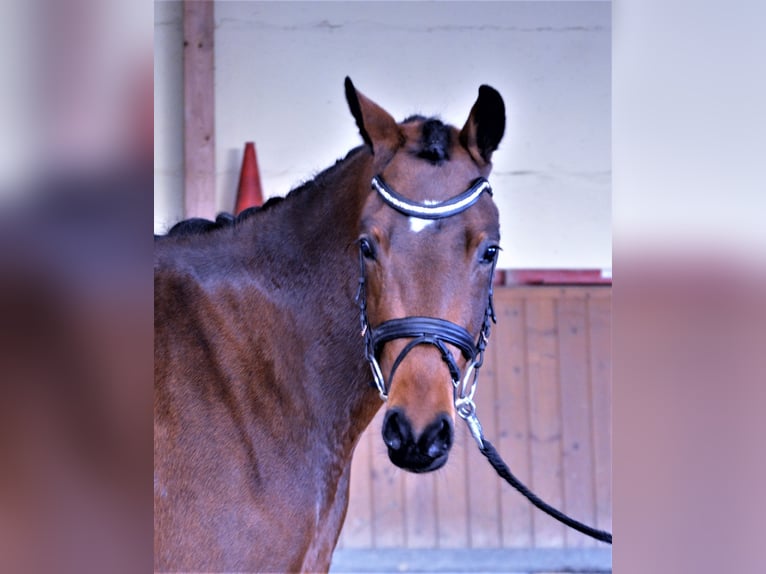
[[382, 409, 411, 452], [424, 414, 453, 459], [385, 431, 402, 451]]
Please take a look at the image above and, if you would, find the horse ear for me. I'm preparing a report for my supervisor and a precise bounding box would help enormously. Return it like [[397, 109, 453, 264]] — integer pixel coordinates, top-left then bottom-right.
[[344, 77, 400, 162], [459, 85, 506, 167]]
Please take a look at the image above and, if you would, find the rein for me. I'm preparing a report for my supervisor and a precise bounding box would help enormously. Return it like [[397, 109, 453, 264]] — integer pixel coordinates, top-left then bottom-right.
[[355, 174, 613, 546]]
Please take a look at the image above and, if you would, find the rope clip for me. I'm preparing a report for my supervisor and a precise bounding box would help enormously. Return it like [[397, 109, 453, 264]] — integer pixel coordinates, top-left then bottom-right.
[[456, 399, 484, 449]]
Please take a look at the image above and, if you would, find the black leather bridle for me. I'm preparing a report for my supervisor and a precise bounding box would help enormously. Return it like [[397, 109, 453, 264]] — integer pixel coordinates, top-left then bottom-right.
[[355, 175, 499, 415], [356, 176, 614, 546]]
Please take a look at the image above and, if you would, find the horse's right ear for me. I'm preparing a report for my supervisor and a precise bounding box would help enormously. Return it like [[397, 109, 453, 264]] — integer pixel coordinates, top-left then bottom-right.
[[344, 77, 400, 164]]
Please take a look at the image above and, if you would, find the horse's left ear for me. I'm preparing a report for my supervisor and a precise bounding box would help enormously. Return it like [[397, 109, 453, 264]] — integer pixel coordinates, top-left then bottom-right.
[[459, 85, 506, 168], [344, 77, 400, 165]]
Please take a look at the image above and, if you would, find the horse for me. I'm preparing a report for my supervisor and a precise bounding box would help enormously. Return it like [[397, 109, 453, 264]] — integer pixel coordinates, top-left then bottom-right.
[[154, 77, 506, 572]]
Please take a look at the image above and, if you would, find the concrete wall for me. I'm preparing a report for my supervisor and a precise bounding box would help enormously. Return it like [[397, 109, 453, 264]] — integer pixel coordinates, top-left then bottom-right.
[[154, 1, 611, 270]]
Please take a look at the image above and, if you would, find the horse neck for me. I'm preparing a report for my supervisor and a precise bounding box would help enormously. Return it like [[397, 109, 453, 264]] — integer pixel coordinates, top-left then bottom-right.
[[245, 150, 369, 300], [233, 149, 381, 451]]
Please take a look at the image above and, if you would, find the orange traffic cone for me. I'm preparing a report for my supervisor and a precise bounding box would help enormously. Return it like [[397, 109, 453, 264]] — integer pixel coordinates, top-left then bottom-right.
[[235, 142, 264, 214]]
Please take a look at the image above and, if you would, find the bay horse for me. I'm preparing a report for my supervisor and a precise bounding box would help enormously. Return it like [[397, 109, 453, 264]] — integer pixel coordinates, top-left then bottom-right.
[[154, 78, 505, 572]]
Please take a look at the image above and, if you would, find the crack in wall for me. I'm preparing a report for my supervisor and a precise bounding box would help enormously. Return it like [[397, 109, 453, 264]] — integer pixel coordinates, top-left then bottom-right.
[[214, 17, 608, 34]]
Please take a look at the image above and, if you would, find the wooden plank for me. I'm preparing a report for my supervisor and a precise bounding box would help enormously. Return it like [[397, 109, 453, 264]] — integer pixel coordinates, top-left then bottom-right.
[[503, 286, 611, 300], [183, 0, 216, 218], [557, 296, 597, 548], [465, 321, 502, 548], [493, 291, 534, 548], [402, 466, 438, 548], [369, 408, 406, 548], [525, 296, 565, 547], [340, 420, 375, 548], [435, 423, 470, 548], [588, 297, 612, 533]]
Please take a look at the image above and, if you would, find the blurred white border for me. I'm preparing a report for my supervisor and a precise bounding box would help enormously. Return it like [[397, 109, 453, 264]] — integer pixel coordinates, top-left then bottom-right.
[[614, 0, 766, 262]]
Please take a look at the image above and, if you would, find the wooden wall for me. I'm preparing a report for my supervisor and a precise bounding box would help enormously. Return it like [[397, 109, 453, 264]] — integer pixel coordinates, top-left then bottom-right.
[[336, 285, 612, 553]]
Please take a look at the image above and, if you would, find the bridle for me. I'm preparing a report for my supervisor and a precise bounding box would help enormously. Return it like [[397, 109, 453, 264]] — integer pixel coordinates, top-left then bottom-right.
[[355, 174, 498, 418], [354, 174, 614, 546]]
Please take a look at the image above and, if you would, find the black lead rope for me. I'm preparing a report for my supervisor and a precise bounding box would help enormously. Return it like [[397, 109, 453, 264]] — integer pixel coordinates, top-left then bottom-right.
[[478, 437, 612, 544], [459, 404, 612, 544]]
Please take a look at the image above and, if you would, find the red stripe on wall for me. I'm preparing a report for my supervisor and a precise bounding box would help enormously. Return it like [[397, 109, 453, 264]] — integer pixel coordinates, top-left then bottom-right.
[[495, 269, 612, 286]]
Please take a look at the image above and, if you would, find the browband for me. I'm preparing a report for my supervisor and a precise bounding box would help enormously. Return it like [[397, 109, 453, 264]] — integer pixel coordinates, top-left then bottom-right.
[[372, 175, 492, 220]]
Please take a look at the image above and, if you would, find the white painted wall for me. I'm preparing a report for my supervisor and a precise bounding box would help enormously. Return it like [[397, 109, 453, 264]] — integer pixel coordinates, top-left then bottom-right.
[[155, 1, 611, 270], [154, 1, 184, 230]]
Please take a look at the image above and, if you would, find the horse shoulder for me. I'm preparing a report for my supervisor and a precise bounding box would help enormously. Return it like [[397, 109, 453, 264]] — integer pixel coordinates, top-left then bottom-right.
[[154, 259, 335, 571]]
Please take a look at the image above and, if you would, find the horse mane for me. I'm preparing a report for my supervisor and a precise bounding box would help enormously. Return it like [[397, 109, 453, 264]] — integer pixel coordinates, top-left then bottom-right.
[[158, 115, 452, 239], [160, 197, 285, 238], [158, 146, 367, 239], [403, 114, 452, 164]]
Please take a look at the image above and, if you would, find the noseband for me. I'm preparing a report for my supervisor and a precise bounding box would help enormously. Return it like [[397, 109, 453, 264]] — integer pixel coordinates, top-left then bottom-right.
[[356, 175, 498, 416]]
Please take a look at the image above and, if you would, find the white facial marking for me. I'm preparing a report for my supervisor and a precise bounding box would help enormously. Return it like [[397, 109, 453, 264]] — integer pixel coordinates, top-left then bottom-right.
[[409, 217, 435, 233], [409, 199, 438, 233]]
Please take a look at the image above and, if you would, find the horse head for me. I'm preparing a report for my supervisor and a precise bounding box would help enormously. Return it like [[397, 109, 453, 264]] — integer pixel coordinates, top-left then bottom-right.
[[346, 78, 505, 473]]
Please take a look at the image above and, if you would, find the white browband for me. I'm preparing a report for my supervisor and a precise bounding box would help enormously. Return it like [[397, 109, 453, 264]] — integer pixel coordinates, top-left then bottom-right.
[[371, 175, 492, 220]]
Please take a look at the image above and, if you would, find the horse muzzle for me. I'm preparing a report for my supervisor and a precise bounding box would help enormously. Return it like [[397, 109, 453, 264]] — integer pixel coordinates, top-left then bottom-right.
[[382, 407, 453, 472]]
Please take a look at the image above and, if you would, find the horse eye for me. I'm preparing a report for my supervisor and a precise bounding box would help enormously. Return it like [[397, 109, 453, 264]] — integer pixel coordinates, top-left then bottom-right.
[[481, 245, 499, 264], [359, 237, 376, 260]]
